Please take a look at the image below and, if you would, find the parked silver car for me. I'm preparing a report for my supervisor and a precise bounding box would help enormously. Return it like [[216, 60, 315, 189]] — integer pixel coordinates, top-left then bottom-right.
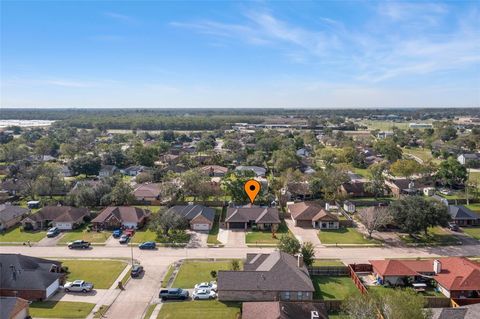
[[64, 280, 94, 293], [192, 288, 216, 300], [194, 281, 217, 291]]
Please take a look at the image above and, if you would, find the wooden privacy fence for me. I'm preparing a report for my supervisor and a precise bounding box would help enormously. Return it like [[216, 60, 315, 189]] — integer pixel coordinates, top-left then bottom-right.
[[451, 298, 480, 306], [425, 297, 451, 308], [348, 264, 370, 295], [308, 266, 349, 276]]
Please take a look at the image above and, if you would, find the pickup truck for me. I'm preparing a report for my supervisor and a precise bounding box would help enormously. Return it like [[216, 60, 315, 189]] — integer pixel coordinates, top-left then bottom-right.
[[64, 280, 94, 293], [159, 288, 189, 301], [67, 240, 91, 249]]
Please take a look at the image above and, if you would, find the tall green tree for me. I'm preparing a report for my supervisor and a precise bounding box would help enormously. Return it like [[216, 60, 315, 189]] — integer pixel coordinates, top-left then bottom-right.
[[277, 235, 301, 256], [436, 156, 467, 187], [300, 242, 315, 267]]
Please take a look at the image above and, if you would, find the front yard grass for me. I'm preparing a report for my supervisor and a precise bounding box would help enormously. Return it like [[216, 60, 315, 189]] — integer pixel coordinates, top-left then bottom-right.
[[207, 207, 223, 245], [462, 227, 480, 240], [318, 227, 379, 245], [400, 227, 460, 245], [311, 276, 360, 300], [173, 260, 239, 288], [61, 259, 127, 289], [0, 226, 46, 243], [312, 259, 345, 267], [161, 264, 175, 288], [29, 301, 95, 318], [465, 203, 480, 213], [143, 304, 157, 319], [58, 226, 110, 244], [245, 220, 290, 245], [157, 300, 240, 319], [132, 229, 157, 243]]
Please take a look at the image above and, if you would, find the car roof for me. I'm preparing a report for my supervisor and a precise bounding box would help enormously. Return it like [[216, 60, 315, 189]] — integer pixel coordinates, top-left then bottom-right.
[[73, 280, 84, 284]]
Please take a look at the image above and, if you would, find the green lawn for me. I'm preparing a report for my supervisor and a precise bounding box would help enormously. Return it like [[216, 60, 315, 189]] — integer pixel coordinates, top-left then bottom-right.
[[173, 260, 238, 288], [132, 229, 157, 243], [157, 301, 240, 319], [437, 191, 466, 200], [134, 205, 164, 213], [311, 276, 360, 300], [61, 259, 127, 289], [402, 147, 434, 162], [468, 171, 480, 184], [368, 285, 444, 297], [58, 226, 111, 244], [246, 220, 290, 244], [312, 259, 345, 267], [207, 208, 223, 245], [29, 301, 95, 319], [318, 227, 379, 245], [0, 226, 46, 243], [400, 227, 460, 245], [359, 120, 411, 131], [161, 264, 175, 288], [462, 227, 480, 240], [351, 167, 370, 178], [144, 304, 157, 319], [465, 203, 480, 213]]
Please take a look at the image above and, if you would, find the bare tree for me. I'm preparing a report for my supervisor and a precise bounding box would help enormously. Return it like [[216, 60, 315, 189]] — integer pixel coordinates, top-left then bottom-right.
[[358, 206, 393, 239]]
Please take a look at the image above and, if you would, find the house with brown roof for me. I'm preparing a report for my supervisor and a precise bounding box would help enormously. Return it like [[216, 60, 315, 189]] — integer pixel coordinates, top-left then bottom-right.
[[200, 165, 228, 177], [92, 206, 150, 229], [385, 178, 431, 197], [370, 257, 480, 299], [0, 297, 29, 319], [225, 206, 280, 230], [0, 205, 29, 231], [133, 183, 161, 203], [217, 251, 315, 302], [287, 202, 339, 229], [21, 206, 90, 230], [242, 301, 328, 319], [339, 181, 372, 198]]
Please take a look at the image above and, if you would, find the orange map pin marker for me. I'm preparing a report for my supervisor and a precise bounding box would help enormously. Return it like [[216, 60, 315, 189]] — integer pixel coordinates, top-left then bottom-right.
[[244, 179, 261, 204]]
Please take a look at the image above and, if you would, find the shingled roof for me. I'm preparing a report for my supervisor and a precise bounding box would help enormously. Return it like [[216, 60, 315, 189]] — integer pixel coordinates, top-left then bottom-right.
[[0, 254, 63, 291], [217, 251, 314, 292], [24, 206, 89, 223], [166, 205, 215, 223], [225, 206, 280, 224], [448, 205, 479, 220], [287, 202, 338, 222], [92, 206, 150, 223]]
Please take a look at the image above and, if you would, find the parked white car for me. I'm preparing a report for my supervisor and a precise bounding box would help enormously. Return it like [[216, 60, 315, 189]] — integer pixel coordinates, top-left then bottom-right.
[[439, 188, 453, 195], [192, 288, 216, 300], [194, 281, 217, 291], [64, 280, 94, 293]]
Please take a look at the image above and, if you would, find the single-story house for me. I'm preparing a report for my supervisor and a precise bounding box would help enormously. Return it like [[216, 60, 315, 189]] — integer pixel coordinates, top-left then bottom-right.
[[225, 206, 280, 230], [133, 183, 161, 202], [339, 181, 372, 198], [166, 205, 215, 231], [287, 202, 339, 229], [200, 165, 228, 177], [21, 206, 90, 230], [120, 166, 146, 176], [448, 205, 479, 226], [0, 205, 29, 231], [431, 303, 480, 319], [0, 254, 64, 301], [242, 301, 328, 319], [92, 206, 150, 229], [296, 148, 310, 158], [217, 251, 315, 301], [457, 153, 480, 166], [98, 165, 117, 177], [370, 257, 480, 299], [235, 166, 267, 177], [0, 297, 29, 319], [385, 178, 430, 197]]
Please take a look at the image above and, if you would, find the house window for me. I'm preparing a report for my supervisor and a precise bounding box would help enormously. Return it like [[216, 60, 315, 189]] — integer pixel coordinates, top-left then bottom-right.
[[284, 291, 290, 300], [297, 291, 303, 300]]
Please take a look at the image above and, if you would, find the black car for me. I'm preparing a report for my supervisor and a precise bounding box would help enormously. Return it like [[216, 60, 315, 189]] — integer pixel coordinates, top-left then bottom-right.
[[130, 265, 144, 278], [67, 240, 91, 249], [159, 288, 189, 301]]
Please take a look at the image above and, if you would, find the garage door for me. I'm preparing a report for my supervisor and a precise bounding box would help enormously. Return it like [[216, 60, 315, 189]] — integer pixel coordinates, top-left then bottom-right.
[[46, 279, 60, 299], [193, 223, 210, 230], [228, 222, 245, 229]]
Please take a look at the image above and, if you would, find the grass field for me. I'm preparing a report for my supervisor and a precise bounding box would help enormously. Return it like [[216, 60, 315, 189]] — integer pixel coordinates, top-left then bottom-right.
[[132, 229, 157, 243], [318, 227, 379, 245], [0, 226, 46, 243], [462, 227, 480, 240], [359, 120, 410, 131], [311, 276, 360, 300], [207, 208, 223, 245], [351, 167, 370, 178], [312, 259, 345, 267], [161, 264, 175, 288], [58, 226, 111, 244], [402, 147, 435, 162], [61, 259, 127, 289], [173, 260, 238, 288], [400, 227, 460, 245], [157, 301, 240, 319], [29, 301, 95, 318], [245, 220, 289, 244]]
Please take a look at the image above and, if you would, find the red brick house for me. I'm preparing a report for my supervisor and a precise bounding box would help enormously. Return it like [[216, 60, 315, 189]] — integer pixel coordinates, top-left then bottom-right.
[[92, 206, 150, 229], [287, 202, 339, 229]]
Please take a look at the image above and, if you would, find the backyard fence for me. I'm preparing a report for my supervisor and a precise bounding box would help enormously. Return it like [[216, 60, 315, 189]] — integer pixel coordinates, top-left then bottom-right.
[[425, 297, 451, 308], [308, 266, 349, 276], [348, 264, 371, 295], [451, 298, 480, 307], [322, 300, 343, 312]]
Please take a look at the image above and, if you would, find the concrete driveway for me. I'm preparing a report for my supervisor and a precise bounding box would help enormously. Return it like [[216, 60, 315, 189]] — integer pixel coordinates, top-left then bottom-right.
[[36, 233, 64, 246], [187, 231, 208, 248], [285, 219, 322, 247], [224, 229, 246, 247]]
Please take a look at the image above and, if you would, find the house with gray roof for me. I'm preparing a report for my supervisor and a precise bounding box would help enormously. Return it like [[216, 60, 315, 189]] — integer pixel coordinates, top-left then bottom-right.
[[457, 153, 480, 166], [0, 205, 29, 231], [0, 297, 29, 319], [217, 251, 315, 301], [21, 206, 90, 231], [235, 166, 267, 177], [0, 254, 64, 301], [166, 205, 215, 231], [225, 206, 280, 231], [448, 205, 479, 226]]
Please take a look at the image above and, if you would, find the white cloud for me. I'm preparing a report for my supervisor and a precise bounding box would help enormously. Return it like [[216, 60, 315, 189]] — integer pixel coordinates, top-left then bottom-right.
[[104, 12, 136, 24]]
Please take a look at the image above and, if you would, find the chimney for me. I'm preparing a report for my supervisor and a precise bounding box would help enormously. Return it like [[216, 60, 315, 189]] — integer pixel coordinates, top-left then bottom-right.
[[311, 311, 320, 319], [296, 253, 304, 268], [433, 259, 442, 274]]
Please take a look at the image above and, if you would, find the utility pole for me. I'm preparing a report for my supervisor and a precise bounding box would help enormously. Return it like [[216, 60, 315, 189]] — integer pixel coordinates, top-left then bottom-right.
[[130, 241, 134, 266]]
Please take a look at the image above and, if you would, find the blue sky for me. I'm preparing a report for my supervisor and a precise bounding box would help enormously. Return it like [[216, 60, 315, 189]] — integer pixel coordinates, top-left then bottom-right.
[[1, 1, 479, 108]]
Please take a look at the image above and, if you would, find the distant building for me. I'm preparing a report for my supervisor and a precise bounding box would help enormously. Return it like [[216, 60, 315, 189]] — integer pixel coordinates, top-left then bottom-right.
[[376, 131, 394, 139], [0, 205, 29, 231], [457, 153, 480, 165], [409, 123, 433, 129]]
